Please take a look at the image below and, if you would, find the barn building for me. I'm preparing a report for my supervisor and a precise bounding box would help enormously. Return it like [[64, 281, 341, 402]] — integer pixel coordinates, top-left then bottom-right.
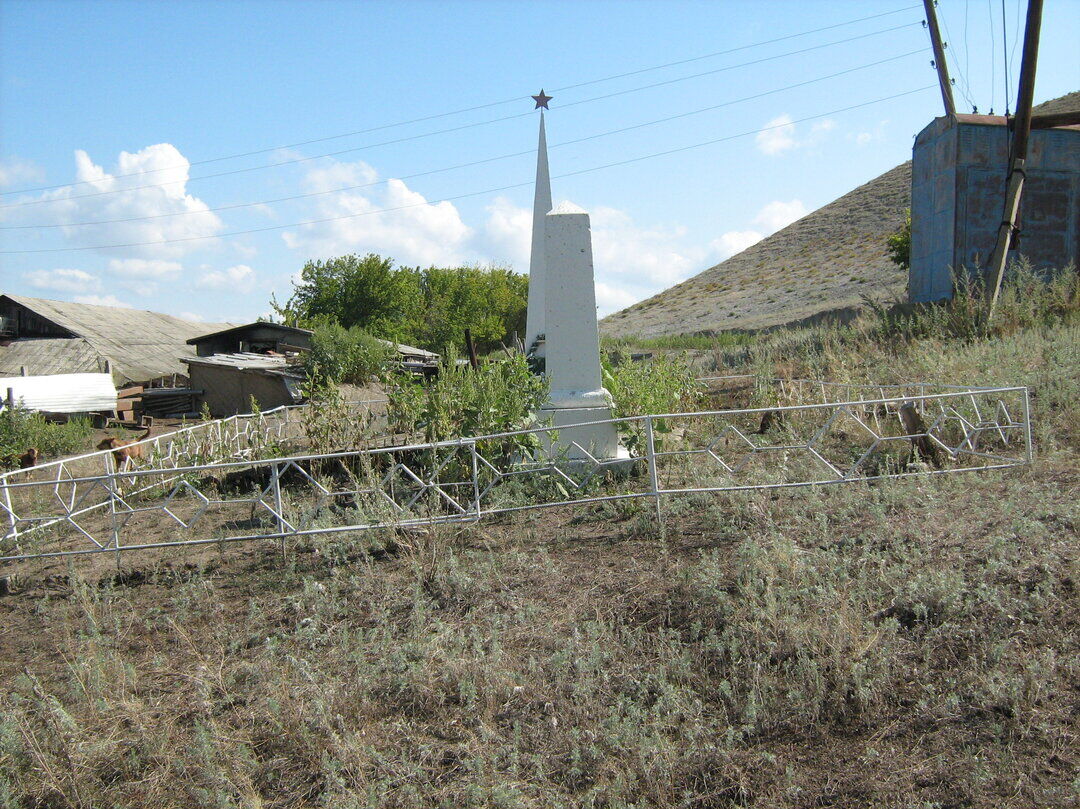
[[0, 294, 233, 385]]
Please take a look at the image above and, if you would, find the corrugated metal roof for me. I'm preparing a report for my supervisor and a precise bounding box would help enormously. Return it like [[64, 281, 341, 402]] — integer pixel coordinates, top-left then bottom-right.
[[0, 338, 103, 376], [1, 294, 237, 383], [182, 352, 305, 375], [380, 339, 439, 361], [0, 373, 116, 413]]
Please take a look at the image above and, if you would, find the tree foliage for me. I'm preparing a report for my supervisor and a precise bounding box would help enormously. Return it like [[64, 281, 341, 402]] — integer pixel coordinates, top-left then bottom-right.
[[272, 253, 527, 354], [304, 320, 394, 386], [886, 210, 911, 271]]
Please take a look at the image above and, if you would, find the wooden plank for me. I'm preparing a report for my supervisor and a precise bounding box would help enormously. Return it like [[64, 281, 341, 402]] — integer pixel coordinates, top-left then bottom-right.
[[117, 385, 144, 398]]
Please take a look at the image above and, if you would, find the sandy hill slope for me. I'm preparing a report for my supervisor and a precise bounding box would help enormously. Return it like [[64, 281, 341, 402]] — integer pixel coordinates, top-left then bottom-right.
[[601, 91, 1078, 340], [601, 162, 912, 339]]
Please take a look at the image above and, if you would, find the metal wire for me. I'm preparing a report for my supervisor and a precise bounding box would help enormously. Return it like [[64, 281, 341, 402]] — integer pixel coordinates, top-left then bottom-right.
[[0, 384, 1031, 566]]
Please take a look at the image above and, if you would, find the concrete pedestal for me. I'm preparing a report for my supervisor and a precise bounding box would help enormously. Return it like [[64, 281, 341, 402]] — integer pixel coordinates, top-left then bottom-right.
[[540, 202, 622, 461]]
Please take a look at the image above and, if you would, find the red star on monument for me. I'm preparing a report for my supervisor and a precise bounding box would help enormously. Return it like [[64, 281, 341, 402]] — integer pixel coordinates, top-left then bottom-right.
[[532, 89, 552, 110]]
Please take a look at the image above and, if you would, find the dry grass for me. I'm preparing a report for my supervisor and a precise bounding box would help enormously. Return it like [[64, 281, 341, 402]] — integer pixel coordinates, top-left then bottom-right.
[[1, 306, 1078, 807]]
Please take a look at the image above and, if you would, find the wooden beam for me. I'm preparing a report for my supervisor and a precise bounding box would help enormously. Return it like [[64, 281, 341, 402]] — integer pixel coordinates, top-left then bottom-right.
[[464, 328, 480, 370], [922, 0, 956, 117], [985, 0, 1044, 320]]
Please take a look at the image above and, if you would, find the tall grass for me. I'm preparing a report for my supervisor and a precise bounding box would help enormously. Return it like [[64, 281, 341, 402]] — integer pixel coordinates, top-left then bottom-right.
[[0, 406, 94, 467], [861, 261, 1078, 343]]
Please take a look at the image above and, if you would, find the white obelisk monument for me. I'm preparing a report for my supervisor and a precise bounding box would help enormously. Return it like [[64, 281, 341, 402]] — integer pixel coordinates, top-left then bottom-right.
[[524, 91, 553, 356], [523, 90, 622, 462], [539, 202, 621, 461]]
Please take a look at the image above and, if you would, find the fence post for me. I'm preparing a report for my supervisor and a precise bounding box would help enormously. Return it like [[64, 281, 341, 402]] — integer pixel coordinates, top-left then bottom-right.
[[1, 474, 18, 553], [103, 454, 123, 570], [644, 416, 663, 535], [469, 441, 481, 522], [271, 461, 287, 560], [1022, 387, 1034, 464]]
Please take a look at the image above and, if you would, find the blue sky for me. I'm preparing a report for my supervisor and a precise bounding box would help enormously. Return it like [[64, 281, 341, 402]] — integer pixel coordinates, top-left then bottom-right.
[[1, 0, 1077, 322]]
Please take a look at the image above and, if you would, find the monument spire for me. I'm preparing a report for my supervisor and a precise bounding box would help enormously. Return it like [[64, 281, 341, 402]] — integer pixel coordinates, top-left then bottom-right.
[[524, 103, 553, 355]]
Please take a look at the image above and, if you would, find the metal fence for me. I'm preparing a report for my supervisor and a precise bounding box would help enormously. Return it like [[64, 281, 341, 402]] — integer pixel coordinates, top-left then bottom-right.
[[0, 385, 1031, 565]]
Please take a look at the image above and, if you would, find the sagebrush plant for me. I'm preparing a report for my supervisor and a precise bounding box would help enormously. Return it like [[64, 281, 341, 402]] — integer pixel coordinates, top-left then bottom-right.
[[0, 405, 93, 467]]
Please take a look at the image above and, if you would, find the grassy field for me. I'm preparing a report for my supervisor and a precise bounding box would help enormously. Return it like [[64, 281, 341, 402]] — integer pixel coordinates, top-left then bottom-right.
[[1, 275, 1077, 808]]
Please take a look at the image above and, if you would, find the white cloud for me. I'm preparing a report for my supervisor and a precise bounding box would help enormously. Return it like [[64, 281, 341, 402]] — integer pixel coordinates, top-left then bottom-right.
[[595, 281, 639, 315], [756, 115, 837, 155], [196, 264, 256, 293], [5, 144, 223, 259], [483, 196, 532, 270], [590, 205, 702, 290], [852, 119, 889, 147], [756, 114, 797, 155], [73, 294, 132, 308], [752, 199, 807, 234], [283, 159, 472, 265], [23, 268, 101, 294], [708, 230, 764, 262], [0, 157, 44, 188], [107, 258, 182, 279]]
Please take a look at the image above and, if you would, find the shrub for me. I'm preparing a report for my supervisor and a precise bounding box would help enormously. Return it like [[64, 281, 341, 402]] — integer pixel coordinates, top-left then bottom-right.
[[885, 210, 911, 271], [385, 352, 547, 444], [305, 320, 393, 386], [274, 253, 528, 354], [0, 406, 94, 467]]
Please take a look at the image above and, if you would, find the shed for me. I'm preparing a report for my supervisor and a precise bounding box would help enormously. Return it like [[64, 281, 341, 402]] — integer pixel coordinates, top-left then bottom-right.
[[188, 322, 313, 357], [0, 294, 235, 383], [909, 111, 1080, 302], [181, 353, 305, 417]]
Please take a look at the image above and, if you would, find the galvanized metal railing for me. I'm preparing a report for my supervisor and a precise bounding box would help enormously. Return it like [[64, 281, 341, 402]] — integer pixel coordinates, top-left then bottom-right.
[[0, 385, 1031, 565]]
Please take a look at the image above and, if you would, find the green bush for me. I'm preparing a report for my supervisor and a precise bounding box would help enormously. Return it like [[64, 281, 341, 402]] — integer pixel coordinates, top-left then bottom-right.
[[603, 354, 703, 454], [604, 354, 702, 419], [0, 406, 94, 467], [385, 352, 547, 444], [304, 320, 393, 386], [886, 210, 911, 271]]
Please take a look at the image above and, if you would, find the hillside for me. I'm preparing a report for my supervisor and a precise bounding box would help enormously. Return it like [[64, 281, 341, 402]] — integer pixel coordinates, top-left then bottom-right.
[[601, 162, 911, 338], [602, 91, 1079, 340]]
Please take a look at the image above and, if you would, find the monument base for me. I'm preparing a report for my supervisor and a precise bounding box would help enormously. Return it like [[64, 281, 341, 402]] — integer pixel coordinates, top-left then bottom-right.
[[538, 404, 631, 468]]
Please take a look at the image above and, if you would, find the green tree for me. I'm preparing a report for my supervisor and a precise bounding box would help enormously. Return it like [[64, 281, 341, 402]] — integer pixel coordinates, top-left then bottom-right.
[[274, 254, 420, 342], [886, 210, 911, 271], [273, 253, 528, 354]]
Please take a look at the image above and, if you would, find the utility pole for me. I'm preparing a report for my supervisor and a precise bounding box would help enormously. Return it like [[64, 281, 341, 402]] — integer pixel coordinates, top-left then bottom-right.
[[922, 0, 956, 117], [985, 0, 1043, 320]]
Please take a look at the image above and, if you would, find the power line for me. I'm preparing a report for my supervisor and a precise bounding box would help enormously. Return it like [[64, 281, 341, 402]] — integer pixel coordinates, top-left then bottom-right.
[[0, 21, 920, 212], [0, 3, 921, 198], [1, 50, 925, 230], [0, 85, 937, 255], [938, 0, 976, 109]]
